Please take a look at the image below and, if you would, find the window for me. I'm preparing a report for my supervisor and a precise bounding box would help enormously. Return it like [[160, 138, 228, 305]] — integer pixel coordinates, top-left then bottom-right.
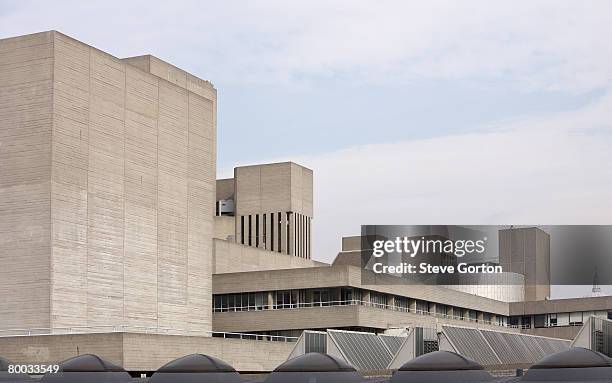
[[248, 215, 252, 246], [213, 292, 268, 312], [263, 214, 267, 249], [340, 288, 353, 304], [213, 295, 221, 312], [416, 300, 428, 314], [427, 302, 436, 314], [436, 304, 447, 316], [312, 289, 330, 306], [270, 213, 275, 251], [395, 297, 409, 312], [294, 213, 298, 257], [275, 290, 299, 309], [570, 311, 583, 326], [469, 310, 478, 322], [286, 212, 291, 254], [278, 212, 282, 252], [240, 216, 245, 244], [371, 292, 388, 308], [557, 312, 570, 326], [508, 316, 520, 327], [255, 214, 259, 247], [521, 315, 532, 329]]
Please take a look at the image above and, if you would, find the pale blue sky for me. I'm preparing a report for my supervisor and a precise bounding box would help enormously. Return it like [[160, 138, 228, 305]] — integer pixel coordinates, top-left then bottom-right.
[[2, 1, 612, 297]]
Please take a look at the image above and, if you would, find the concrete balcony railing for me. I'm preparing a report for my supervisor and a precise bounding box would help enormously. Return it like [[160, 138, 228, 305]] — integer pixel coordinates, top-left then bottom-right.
[[213, 299, 509, 328], [0, 325, 298, 342]]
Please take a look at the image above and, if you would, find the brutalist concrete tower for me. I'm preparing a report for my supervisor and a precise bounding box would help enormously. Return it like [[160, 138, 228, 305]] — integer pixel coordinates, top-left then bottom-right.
[[499, 227, 551, 301], [234, 162, 313, 258], [0, 31, 217, 333]]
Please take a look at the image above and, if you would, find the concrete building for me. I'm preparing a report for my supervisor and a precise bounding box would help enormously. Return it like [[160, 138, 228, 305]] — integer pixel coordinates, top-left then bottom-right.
[[1, 31, 612, 373], [499, 227, 551, 301], [0, 30, 216, 334]]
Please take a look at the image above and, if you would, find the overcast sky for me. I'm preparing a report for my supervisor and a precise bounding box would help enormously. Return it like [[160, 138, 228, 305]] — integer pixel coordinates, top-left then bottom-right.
[[2, 1, 611, 298]]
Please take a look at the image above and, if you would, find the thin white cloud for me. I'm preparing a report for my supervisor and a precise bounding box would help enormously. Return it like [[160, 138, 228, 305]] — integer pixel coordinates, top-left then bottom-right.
[[1, 1, 612, 91]]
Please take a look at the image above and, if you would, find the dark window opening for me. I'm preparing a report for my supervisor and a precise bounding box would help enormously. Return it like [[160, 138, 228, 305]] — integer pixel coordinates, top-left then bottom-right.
[[278, 212, 281, 253], [263, 214, 267, 249], [255, 214, 259, 247], [248, 215, 252, 246], [270, 213, 275, 251], [286, 212, 291, 254], [240, 216, 245, 244]]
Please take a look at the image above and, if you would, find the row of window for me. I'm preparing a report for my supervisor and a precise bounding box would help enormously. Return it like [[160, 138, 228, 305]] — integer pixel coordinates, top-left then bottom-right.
[[239, 212, 311, 258], [240, 213, 286, 252], [510, 310, 612, 329], [213, 288, 612, 330], [212, 287, 506, 326], [213, 288, 360, 312]]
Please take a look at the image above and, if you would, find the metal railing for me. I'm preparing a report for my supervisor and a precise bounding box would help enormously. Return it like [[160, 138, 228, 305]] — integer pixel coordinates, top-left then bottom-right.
[[214, 299, 509, 327], [508, 321, 586, 330], [0, 325, 298, 342]]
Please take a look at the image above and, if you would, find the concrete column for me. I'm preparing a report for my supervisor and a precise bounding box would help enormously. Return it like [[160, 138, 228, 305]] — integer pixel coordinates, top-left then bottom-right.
[[388, 295, 396, 309], [409, 299, 417, 313], [280, 212, 288, 254], [264, 213, 272, 250], [362, 290, 370, 305], [288, 212, 295, 256], [267, 291, 275, 310], [257, 214, 264, 249], [477, 311, 484, 323], [447, 306, 454, 319], [429, 303, 437, 315]]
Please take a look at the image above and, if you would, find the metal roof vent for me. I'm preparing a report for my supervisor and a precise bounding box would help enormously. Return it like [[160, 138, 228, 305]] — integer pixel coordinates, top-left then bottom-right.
[[264, 353, 363, 383], [41, 354, 131, 383], [150, 354, 241, 383], [391, 351, 495, 383], [522, 347, 612, 382]]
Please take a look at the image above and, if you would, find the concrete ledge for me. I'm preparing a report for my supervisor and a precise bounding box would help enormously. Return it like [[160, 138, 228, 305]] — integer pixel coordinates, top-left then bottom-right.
[[0, 332, 293, 372], [213, 304, 519, 333]]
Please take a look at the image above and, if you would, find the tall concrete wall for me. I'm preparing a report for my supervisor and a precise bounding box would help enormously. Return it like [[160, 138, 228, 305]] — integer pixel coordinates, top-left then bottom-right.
[[0, 31, 54, 330], [0, 31, 216, 333]]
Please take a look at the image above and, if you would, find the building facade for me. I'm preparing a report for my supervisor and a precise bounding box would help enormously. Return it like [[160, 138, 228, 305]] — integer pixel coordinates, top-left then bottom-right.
[[0, 31, 216, 333], [1, 31, 612, 372]]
